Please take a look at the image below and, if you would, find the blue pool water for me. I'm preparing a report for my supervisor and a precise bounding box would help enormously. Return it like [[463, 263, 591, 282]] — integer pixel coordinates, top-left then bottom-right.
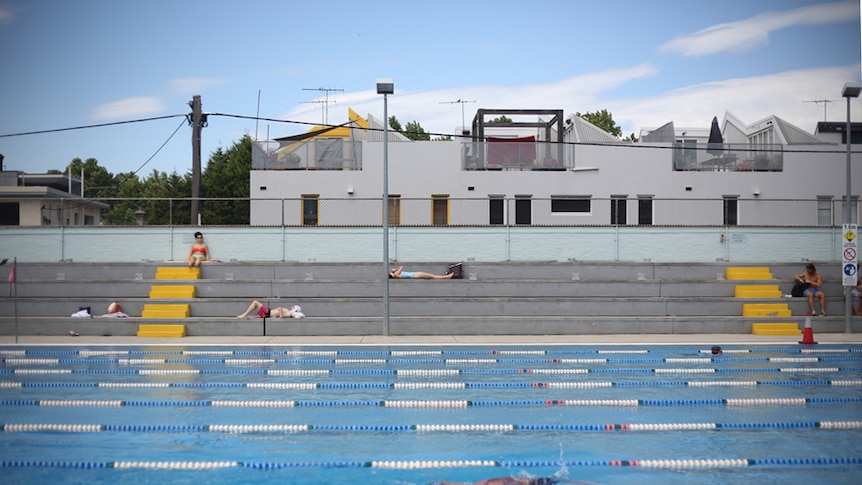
[[1, 343, 861, 484]]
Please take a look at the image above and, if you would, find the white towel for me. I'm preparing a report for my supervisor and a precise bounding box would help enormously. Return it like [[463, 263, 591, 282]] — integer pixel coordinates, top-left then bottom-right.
[[71, 309, 91, 318]]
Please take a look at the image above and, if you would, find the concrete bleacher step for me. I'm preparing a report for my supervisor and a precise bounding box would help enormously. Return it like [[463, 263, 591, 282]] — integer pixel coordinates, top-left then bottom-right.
[[155, 267, 200, 280], [149, 285, 196, 298], [742, 303, 791, 317], [751, 323, 801, 335], [726, 267, 773, 280], [137, 324, 186, 338], [734, 285, 781, 298], [141, 304, 190, 318]]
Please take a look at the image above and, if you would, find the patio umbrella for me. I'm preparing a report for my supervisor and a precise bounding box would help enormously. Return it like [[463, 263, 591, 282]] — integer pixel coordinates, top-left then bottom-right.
[[707, 116, 724, 156]]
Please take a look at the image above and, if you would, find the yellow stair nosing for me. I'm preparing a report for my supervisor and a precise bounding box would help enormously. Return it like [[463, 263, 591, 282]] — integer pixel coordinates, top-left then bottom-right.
[[751, 323, 801, 335]]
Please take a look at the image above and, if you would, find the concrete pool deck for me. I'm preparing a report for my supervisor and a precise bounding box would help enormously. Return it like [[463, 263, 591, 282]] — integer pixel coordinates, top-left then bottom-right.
[[3, 333, 862, 346]]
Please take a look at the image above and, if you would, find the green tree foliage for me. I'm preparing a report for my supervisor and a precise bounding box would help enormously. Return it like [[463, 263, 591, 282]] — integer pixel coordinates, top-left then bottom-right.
[[139, 169, 191, 225], [432, 135, 452, 141], [100, 172, 145, 225], [200, 135, 252, 225], [388, 116, 430, 141], [490, 115, 513, 123], [403, 120, 430, 141], [576, 109, 622, 138], [387, 116, 403, 132]]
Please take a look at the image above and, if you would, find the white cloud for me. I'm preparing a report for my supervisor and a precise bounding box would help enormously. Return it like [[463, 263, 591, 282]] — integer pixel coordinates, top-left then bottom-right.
[[90, 96, 164, 120], [168, 77, 229, 95], [0, 6, 14, 24], [279, 63, 859, 141], [608, 64, 862, 135], [281, 64, 659, 136], [658, 0, 859, 57]]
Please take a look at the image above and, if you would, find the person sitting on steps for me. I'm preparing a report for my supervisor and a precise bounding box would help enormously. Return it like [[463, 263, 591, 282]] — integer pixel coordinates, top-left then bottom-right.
[[795, 263, 826, 316]]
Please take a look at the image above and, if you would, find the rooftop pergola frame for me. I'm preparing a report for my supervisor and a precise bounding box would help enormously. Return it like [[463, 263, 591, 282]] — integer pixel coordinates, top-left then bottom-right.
[[470, 109, 565, 169]]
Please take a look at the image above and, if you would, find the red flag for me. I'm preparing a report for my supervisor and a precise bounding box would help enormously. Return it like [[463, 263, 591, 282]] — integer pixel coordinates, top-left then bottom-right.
[[7, 267, 13, 297]]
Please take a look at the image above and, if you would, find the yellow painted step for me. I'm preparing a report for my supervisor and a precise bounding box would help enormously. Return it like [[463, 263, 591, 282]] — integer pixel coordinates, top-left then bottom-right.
[[149, 285, 196, 299], [155, 267, 200, 280], [726, 267, 773, 280], [742, 303, 791, 317], [137, 324, 186, 338], [141, 304, 190, 318], [734, 285, 781, 298], [751, 323, 801, 335]]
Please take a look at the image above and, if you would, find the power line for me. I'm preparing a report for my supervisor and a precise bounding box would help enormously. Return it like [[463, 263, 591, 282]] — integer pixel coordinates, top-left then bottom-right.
[[0, 114, 187, 138], [129, 118, 187, 176]]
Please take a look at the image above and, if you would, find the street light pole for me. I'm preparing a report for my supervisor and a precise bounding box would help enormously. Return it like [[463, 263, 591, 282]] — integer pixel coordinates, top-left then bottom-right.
[[842, 82, 861, 333], [377, 79, 394, 336]]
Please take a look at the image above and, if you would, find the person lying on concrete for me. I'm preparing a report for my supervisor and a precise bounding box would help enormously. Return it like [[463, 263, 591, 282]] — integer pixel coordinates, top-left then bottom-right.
[[236, 299, 305, 319], [389, 263, 462, 279], [96, 301, 128, 318]]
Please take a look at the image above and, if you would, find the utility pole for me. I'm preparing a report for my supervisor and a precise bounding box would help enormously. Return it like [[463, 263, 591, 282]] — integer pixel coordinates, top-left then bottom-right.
[[189, 95, 202, 225], [302, 87, 344, 125]]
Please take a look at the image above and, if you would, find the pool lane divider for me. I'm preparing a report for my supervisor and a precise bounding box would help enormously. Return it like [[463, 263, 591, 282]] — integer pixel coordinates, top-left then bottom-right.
[[2, 397, 862, 408], [3, 420, 862, 434], [0, 457, 860, 470], [3, 356, 862, 365], [2, 347, 860, 358], [2, 379, 862, 389], [3, 367, 862, 377]]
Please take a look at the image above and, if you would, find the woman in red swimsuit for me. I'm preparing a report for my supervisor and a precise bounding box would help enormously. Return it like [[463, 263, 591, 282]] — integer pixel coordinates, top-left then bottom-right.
[[187, 231, 210, 268]]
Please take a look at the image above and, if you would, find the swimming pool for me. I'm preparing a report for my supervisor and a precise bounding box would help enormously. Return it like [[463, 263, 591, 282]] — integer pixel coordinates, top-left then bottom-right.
[[1, 343, 860, 484]]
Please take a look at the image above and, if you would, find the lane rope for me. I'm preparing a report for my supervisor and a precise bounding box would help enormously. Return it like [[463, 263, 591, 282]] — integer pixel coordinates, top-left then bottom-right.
[[2, 379, 861, 390], [0, 457, 859, 470], [2, 397, 861, 408], [2, 420, 861, 434]]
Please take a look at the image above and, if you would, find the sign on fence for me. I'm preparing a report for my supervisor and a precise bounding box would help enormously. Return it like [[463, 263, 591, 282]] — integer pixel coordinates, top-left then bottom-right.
[[843, 224, 858, 286]]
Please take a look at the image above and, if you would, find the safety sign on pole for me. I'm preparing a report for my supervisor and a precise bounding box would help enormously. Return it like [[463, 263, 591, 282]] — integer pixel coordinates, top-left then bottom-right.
[[843, 224, 858, 286]]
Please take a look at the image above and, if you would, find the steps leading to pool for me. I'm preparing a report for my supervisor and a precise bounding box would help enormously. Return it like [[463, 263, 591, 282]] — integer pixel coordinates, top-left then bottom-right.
[[1, 261, 857, 336]]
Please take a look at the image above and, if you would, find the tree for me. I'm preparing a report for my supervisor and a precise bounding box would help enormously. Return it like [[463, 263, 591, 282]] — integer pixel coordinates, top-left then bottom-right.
[[402, 120, 430, 141], [200, 135, 252, 224], [575, 109, 622, 138], [388, 116, 430, 141], [490, 115, 513, 124], [387, 116, 403, 132], [51, 157, 117, 198]]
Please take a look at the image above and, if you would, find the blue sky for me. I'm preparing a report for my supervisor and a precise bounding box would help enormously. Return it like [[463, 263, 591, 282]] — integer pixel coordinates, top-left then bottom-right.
[[0, 0, 860, 176]]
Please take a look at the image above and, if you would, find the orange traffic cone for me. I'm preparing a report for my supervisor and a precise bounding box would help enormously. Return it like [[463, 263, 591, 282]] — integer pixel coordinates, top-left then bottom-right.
[[799, 315, 817, 344]]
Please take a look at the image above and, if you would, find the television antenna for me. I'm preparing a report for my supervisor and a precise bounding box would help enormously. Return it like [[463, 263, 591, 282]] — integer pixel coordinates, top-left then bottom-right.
[[440, 99, 476, 134], [302, 87, 344, 125], [803, 99, 839, 122]]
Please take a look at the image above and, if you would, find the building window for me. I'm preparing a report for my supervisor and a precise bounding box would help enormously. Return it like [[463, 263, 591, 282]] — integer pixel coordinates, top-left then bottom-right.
[[302, 195, 319, 226], [388, 195, 401, 226], [638, 196, 653, 225], [432, 195, 449, 226], [610, 196, 627, 225], [817, 197, 832, 226], [0, 202, 19, 225], [723, 196, 738, 226], [515, 196, 532, 225], [551, 196, 590, 213], [489, 196, 504, 225]]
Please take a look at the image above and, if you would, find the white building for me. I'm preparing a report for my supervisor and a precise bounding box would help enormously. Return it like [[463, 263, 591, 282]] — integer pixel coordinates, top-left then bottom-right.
[[249, 108, 860, 228]]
